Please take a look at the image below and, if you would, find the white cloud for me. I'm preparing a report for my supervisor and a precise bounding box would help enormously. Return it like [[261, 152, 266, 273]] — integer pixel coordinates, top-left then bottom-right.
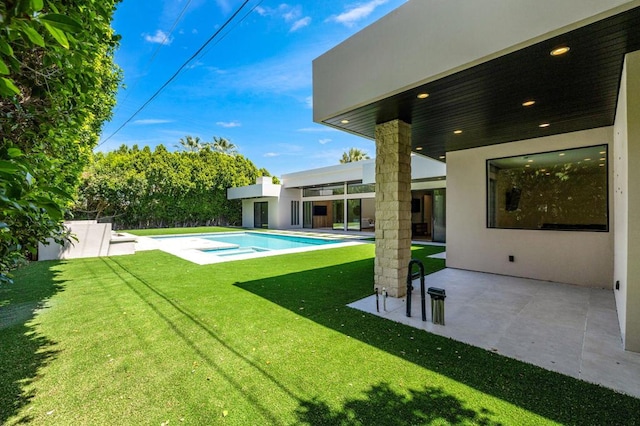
[[330, 0, 388, 27], [216, 121, 241, 128], [143, 29, 174, 45], [133, 119, 174, 125], [256, 4, 311, 32], [305, 96, 313, 109], [290, 17, 311, 32], [319, 138, 332, 145], [264, 152, 279, 157]]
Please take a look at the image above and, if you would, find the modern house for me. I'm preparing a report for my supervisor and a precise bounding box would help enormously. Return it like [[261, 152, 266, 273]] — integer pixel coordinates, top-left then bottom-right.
[[227, 153, 447, 241], [312, 0, 640, 352]]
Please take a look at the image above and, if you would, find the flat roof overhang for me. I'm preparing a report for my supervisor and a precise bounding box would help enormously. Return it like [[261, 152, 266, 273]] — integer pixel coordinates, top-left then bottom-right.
[[316, 5, 640, 161]]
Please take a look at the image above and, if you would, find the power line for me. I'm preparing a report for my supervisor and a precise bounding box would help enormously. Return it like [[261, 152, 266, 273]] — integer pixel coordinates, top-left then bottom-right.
[[112, 0, 195, 116], [98, 0, 253, 148]]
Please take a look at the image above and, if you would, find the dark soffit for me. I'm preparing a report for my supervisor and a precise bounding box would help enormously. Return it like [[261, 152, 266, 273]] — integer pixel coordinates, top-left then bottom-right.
[[323, 6, 640, 162]]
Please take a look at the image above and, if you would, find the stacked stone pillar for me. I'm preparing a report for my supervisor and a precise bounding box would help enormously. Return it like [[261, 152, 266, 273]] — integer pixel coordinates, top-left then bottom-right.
[[374, 120, 412, 297]]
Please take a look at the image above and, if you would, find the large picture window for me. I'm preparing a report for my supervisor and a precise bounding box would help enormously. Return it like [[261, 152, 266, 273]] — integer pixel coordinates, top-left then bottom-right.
[[487, 145, 608, 231]]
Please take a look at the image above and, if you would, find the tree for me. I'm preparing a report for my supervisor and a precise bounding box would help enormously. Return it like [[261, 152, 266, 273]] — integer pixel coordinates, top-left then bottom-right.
[[212, 136, 237, 155], [0, 1, 121, 282], [177, 135, 204, 153], [74, 146, 274, 229], [340, 148, 370, 163]]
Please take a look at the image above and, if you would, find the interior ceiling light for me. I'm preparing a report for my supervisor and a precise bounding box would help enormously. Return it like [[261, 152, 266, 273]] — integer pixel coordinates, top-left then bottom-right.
[[599, 151, 606, 154], [522, 100, 536, 107], [600, 157, 606, 161], [559, 153, 566, 156], [417, 93, 429, 99], [550, 46, 570, 56], [439, 155, 445, 159], [539, 123, 550, 128], [416, 147, 423, 150], [527, 159, 534, 163], [453, 130, 463, 134], [340, 119, 349, 124], [584, 158, 592, 161]]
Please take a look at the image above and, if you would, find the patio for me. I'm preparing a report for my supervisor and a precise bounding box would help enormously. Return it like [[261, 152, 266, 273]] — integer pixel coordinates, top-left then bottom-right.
[[349, 266, 640, 398]]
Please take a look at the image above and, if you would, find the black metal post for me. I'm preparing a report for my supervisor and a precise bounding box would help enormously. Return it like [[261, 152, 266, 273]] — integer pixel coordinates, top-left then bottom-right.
[[406, 259, 425, 319]]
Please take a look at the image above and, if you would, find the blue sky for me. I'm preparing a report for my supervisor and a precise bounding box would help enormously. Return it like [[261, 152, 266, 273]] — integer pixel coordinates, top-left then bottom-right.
[[98, 0, 407, 177]]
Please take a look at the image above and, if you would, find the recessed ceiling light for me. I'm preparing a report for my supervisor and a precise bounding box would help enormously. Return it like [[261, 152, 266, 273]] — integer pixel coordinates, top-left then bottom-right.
[[599, 164, 605, 167], [416, 147, 423, 151], [340, 119, 349, 124], [600, 157, 606, 161], [527, 159, 534, 163], [417, 93, 429, 99], [584, 158, 592, 161], [522, 100, 536, 107], [439, 155, 445, 159], [550, 46, 570, 56], [453, 130, 463, 134], [539, 123, 550, 128], [599, 151, 606, 154]]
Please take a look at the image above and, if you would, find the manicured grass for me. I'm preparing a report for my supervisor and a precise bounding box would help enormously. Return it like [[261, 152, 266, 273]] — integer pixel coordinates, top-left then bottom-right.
[[2, 244, 639, 425], [122, 226, 242, 236]]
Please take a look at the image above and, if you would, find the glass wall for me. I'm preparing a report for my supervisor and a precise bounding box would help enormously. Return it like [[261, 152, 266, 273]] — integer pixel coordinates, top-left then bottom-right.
[[303, 201, 312, 228], [347, 199, 361, 231], [487, 145, 608, 231], [347, 182, 375, 194], [253, 202, 268, 228], [332, 200, 344, 230], [303, 184, 344, 197]]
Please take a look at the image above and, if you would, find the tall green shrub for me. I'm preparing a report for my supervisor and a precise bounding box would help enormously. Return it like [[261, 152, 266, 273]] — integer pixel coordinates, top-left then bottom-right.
[[0, 1, 122, 282], [75, 145, 275, 229]]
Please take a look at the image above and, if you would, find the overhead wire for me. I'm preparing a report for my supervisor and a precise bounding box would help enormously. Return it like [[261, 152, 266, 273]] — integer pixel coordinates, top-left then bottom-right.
[[112, 0, 194, 116], [98, 0, 254, 148]]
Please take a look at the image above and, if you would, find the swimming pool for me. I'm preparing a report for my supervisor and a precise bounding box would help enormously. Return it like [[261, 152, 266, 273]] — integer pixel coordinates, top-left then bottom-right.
[[149, 231, 355, 264]]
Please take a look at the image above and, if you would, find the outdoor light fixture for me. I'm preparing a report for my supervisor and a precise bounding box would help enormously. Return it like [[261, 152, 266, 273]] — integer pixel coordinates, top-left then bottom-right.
[[340, 119, 349, 124], [453, 130, 462, 134], [522, 100, 536, 107], [417, 93, 429, 99], [416, 147, 423, 150], [439, 155, 445, 159], [550, 46, 570, 56], [539, 123, 550, 128]]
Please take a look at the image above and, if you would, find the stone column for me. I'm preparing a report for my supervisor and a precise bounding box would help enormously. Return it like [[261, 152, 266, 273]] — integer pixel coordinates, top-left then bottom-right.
[[374, 119, 412, 297]]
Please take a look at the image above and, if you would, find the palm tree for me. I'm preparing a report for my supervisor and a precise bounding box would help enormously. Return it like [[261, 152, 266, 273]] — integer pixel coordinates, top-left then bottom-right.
[[340, 148, 370, 163], [212, 136, 237, 155], [177, 135, 203, 153]]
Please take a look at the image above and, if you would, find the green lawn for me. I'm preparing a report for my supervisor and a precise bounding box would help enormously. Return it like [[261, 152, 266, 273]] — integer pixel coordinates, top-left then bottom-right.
[[2, 242, 639, 425]]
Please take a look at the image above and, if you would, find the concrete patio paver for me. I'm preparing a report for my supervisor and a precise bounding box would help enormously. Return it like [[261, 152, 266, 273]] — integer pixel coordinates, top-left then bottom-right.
[[348, 267, 640, 398]]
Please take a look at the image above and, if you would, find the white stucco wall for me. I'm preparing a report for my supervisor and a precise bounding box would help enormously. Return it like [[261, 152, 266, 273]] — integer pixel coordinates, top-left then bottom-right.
[[313, 0, 639, 122], [614, 51, 640, 351], [447, 127, 614, 287]]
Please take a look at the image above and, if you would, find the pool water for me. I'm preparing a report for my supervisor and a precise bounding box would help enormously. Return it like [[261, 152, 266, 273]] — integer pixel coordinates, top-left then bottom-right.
[[200, 232, 339, 253]]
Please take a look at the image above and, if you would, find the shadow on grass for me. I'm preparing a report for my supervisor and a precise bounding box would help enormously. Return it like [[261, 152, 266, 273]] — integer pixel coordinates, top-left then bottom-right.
[[296, 382, 501, 426], [0, 261, 65, 424], [235, 245, 640, 425]]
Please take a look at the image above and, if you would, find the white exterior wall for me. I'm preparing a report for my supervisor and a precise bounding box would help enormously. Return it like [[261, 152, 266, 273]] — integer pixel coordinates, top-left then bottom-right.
[[614, 51, 640, 351], [447, 127, 614, 287], [313, 0, 639, 122]]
